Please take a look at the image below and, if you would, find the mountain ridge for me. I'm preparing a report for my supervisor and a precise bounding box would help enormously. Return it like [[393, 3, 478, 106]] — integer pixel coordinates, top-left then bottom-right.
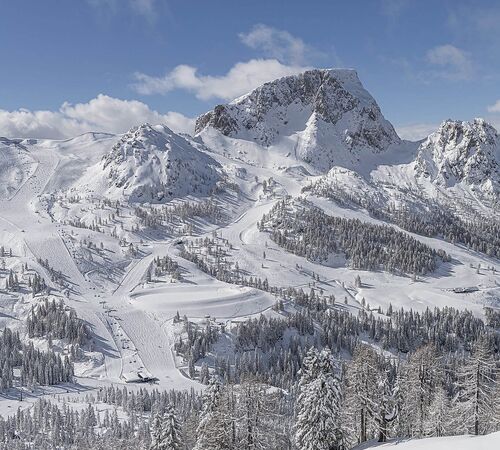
[[195, 68, 401, 172], [90, 123, 223, 202], [414, 118, 499, 196]]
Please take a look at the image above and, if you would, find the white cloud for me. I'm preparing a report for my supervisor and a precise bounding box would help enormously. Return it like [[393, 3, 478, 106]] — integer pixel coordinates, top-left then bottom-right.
[[0, 94, 195, 139], [158, 111, 196, 135], [396, 122, 438, 141], [132, 25, 330, 102], [133, 58, 308, 101], [239, 24, 319, 66], [425, 44, 473, 80], [487, 99, 500, 113]]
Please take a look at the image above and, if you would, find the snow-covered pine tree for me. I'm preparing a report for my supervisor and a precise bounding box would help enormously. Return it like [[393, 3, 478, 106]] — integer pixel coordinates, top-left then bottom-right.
[[342, 344, 390, 445], [492, 376, 500, 432], [423, 384, 451, 437], [373, 362, 397, 442], [194, 377, 232, 450], [151, 412, 164, 449], [294, 347, 342, 450], [161, 405, 183, 450]]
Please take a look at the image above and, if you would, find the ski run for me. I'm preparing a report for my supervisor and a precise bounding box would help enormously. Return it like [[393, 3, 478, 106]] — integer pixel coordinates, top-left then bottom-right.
[[0, 69, 499, 449]]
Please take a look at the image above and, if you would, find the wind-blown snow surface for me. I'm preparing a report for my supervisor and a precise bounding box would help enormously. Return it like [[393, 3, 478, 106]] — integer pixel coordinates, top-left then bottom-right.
[[0, 68, 499, 418], [355, 432, 500, 450]]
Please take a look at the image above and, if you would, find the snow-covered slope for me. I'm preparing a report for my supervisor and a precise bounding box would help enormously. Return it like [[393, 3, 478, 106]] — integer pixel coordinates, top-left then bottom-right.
[[414, 119, 499, 197], [0, 137, 37, 200], [96, 123, 223, 202], [356, 432, 500, 450], [195, 69, 401, 172], [0, 67, 500, 432], [306, 118, 500, 225]]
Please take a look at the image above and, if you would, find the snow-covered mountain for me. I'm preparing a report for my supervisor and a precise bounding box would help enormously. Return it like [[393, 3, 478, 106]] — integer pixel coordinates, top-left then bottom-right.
[[414, 119, 499, 196], [195, 69, 401, 172], [1, 67, 500, 449], [98, 123, 223, 202]]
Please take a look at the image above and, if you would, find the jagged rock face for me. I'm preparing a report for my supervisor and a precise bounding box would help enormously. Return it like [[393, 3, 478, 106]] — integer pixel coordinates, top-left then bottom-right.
[[415, 119, 499, 195], [195, 69, 400, 172], [102, 124, 222, 202]]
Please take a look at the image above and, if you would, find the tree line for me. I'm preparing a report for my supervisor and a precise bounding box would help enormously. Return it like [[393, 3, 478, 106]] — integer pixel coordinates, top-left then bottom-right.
[[259, 198, 449, 276]]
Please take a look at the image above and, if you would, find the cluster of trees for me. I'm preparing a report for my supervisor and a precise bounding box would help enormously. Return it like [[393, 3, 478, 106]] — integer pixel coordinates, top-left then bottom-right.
[[0, 379, 290, 449], [318, 305, 490, 356], [174, 318, 219, 379], [66, 217, 104, 233], [341, 339, 500, 446], [2, 263, 47, 295], [28, 272, 47, 295], [0, 311, 498, 448], [306, 181, 500, 258], [0, 246, 13, 258], [180, 239, 272, 292], [134, 198, 223, 231], [26, 298, 90, 346], [181, 303, 492, 390], [192, 377, 292, 450], [171, 340, 500, 450], [95, 378, 204, 449], [259, 198, 449, 275], [0, 327, 74, 391], [4, 269, 20, 291], [0, 399, 151, 449], [36, 257, 64, 286], [149, 255, 180, 281], [59, 197, 126, 235], [19, 342, 74, 388]]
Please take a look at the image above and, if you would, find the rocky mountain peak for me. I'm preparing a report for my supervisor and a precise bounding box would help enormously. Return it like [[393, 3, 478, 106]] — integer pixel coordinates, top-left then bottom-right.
[[415, 118, 499, 195], [195, 69, 401, 172]]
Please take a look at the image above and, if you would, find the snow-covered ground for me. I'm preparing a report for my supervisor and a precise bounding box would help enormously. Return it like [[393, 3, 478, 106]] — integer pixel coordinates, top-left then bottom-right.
[[0, 123, 498, 393], [0, 70, 499, 423], [355, 432, 500, 450]]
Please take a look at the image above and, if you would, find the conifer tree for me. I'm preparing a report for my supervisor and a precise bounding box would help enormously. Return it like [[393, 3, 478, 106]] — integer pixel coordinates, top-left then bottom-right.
[[455, 338, 497, 435], [295, 348, 342, 450], [194, 377, 232, 450]]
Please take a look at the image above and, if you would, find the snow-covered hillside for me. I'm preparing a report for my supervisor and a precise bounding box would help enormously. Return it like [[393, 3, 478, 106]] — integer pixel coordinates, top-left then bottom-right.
[[0, 137, 37, 199], [93, 123, 223, 202], [0, 67, 499, 449]]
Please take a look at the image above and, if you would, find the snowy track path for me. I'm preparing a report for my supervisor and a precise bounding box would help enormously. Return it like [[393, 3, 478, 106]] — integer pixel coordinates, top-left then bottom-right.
[[0, 146, 123, 381]]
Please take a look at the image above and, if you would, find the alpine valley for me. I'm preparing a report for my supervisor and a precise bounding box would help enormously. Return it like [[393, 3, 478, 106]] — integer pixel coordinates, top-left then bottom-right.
[[0, 69, 499, 449]]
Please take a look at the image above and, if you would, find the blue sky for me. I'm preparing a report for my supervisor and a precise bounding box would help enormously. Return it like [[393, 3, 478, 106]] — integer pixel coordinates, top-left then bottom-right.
[[1, 0, 500, 139]]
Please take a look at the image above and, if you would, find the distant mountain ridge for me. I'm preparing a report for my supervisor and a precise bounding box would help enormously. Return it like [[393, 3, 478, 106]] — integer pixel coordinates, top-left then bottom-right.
[[194, 68, 499, 207]]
